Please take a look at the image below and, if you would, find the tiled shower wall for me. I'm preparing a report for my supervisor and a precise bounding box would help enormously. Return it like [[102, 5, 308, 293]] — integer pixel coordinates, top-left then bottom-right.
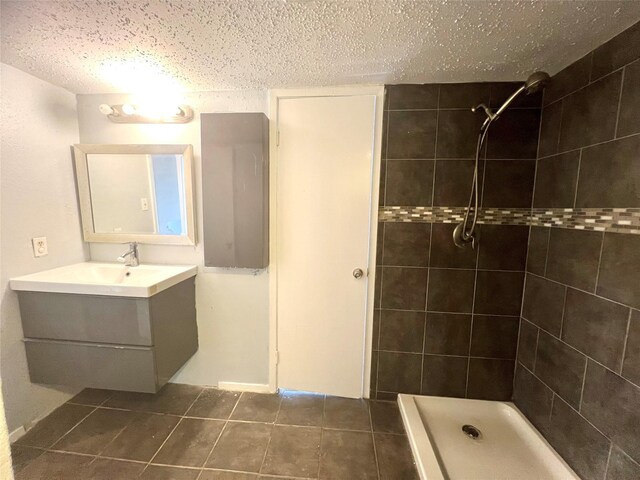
[[513, 22, 640, 480], [370, 82, 542, 401]]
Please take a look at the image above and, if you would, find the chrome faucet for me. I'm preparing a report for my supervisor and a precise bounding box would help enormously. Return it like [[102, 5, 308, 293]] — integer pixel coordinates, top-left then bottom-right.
[[117, 242, 139, 266]]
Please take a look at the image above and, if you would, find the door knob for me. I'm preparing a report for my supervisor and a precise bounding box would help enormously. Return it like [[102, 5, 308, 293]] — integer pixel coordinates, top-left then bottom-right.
[[353, 268, 364, 279]]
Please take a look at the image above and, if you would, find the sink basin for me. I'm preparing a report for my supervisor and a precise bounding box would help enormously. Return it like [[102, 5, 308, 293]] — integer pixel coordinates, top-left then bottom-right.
[[10, 262, 197, 298]]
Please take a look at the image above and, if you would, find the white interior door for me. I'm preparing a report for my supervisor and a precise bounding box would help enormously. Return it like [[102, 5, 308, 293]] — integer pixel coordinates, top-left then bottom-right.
[[276, 94, 377, 398]]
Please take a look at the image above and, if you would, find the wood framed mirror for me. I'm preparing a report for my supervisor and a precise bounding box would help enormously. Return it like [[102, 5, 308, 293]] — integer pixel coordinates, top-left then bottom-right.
[[72, 144, 196, 245]]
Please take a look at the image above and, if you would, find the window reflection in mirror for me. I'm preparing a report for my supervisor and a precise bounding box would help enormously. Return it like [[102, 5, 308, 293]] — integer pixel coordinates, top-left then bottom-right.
[[87, 153, 187, 235]]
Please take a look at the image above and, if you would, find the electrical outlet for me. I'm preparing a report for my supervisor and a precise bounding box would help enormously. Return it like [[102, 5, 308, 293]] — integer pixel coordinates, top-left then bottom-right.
[[140, 197, 149, 211], [32, 237, 48, 257]]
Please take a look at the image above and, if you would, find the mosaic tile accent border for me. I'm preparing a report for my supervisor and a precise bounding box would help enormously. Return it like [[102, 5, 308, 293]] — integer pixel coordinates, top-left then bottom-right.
[[379, 206, 640, 235]]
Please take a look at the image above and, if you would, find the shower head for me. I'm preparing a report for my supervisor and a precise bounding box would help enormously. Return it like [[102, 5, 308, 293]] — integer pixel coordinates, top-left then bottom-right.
[[487, 70, 551, 122], [524, 71, 550, 94]]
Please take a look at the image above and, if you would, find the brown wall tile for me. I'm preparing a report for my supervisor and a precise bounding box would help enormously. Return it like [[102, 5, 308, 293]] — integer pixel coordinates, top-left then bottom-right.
[[517, 319, 539, 371], [617, 58, 640, 137], [421, 355, 467, 397], [622, 310, 640, 386], [546, 228, 603, 291], [581, 361, 640, 462], [535, 331, 587, 409], [558, 71, 622, 152], [591, 21, 640, 81], [547, 396, 611, 480], [466, 358, 514, 400], [387, 111, 437, 158], [423, 312, 471, 356], [562, 288, 630, 371], [513, 364, 553, 434], [386, 84, 439, 110], [533, 151, 580, 208], [597, 233, 640, 309], [575, 135, 640, 208]]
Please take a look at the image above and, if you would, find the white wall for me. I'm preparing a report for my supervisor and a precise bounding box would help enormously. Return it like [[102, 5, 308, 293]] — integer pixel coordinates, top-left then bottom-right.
[[76, 92, 270, 387], [0, 63, 88, 433]]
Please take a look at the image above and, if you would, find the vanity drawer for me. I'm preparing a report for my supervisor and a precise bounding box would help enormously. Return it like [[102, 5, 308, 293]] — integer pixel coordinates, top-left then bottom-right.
[[18, 291, 153, 346], [24, 339, 158, 393]]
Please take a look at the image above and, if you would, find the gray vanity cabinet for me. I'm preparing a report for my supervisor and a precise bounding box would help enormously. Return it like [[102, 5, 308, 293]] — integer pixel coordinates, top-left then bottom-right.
[[18, 278, 197, 393], [201, 112, 269, 268]]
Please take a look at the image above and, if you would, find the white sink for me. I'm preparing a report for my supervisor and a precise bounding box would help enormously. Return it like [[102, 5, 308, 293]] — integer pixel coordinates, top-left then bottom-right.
[[10, 262, 197, 298]]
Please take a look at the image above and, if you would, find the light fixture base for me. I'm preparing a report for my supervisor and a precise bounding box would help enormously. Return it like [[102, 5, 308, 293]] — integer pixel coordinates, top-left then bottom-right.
[[103, 104, 194, 124]]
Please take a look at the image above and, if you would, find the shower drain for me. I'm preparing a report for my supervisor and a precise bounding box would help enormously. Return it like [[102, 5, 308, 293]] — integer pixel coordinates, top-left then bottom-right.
[[462, 424, 482, 440]]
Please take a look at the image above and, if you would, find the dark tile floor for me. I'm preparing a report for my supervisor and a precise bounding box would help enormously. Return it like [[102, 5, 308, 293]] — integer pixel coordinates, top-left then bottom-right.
[[11, 384, 418, 479]]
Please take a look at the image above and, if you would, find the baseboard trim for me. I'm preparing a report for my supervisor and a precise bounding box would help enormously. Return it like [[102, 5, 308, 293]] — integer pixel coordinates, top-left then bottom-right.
[[217, 381, 273, 393]]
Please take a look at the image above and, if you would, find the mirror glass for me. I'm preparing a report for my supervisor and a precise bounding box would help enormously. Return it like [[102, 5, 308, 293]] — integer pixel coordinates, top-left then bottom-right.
[[73, 144, 195, 245], [87, 153, 186, 235]]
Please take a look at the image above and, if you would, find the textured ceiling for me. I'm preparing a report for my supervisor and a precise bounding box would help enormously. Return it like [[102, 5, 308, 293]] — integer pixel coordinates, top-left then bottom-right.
[[2, 0, 640, 94]]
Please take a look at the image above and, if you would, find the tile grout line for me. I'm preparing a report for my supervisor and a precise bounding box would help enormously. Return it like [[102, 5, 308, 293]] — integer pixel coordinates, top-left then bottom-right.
[[368, 398, 382, 480], [315, 395, 326, 479], [141, 387, 207, 478], [375, 139, 387, 398], [91, 414, 138, 461], [593, 231, 606, 295], [381, 308, 519, 318], [529, 90, 543, 212], [526, 270, 633, 309], [383, 107, 390, 207], [91, 391, 177, 463], [603, 442, 614, 480], [558, 287, 568, 340], [618, 309, 633, 376], [464, 237, 481, 398], [532, 327, 540, 374], [613, 66, 626, 139], [386, 157, 538, 162], [420, 267, 430, 394], [546, 61, 620, 111], [193, 417, 385, 434], [514, 247, 532, 393], [588, 51, 595, 84], [375, 247, 383, 397], [257, 393, 284, 476], [386, 106, 542, 113], [198, 391, 244, 478], [518, 362, 615, 444], [43, 404, 100, 451], [377, 351, 518, 361], [523, 313, 640, 391], [378, 265, 530, 273], [420, 87, 440, 397], [577, 358, 589, 414], [555, 98, 564, 154], [541, 130, 640, 161], [572, 149, 582, 209]]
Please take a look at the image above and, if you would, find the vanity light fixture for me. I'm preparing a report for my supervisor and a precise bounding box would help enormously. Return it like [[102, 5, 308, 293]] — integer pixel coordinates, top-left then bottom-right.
[[98, 103, 194, 124]]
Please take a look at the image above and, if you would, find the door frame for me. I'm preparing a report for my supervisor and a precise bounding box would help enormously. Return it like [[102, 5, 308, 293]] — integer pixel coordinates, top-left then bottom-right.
[[268, 86, 385, 397]]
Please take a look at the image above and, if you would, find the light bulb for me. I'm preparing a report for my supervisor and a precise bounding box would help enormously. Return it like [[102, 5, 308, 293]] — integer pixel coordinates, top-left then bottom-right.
[[121, 103, 136, 115], [98, 104, 114, 115]]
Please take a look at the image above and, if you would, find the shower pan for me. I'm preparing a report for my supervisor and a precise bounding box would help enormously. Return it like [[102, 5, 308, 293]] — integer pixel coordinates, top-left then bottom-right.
[[398, 394, 579, 480], [453, 71, 550, 248]]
